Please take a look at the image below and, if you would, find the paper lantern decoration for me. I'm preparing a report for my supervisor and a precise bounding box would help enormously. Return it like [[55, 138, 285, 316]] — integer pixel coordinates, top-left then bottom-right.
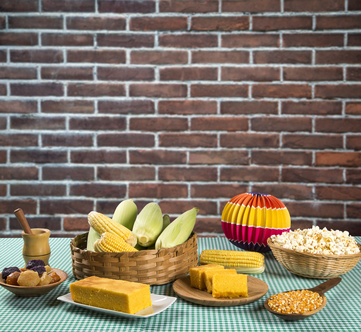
[[221, 193, 291, 253]]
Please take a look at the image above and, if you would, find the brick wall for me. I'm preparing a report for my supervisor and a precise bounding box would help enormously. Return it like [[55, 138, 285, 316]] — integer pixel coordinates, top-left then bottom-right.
[[1, 0, 360, 237]]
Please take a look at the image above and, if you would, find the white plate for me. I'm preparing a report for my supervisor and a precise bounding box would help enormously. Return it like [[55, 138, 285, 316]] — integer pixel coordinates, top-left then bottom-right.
[[57, 293, 177, 319]]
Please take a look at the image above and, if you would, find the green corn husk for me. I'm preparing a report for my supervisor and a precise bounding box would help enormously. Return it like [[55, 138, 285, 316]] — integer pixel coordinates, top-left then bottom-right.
[[112, 199, 138, 230], [86, 227, 100, 251], [162, 214, 170, 232], [155, 207, 199, 250], [132, 202, 163, 247]]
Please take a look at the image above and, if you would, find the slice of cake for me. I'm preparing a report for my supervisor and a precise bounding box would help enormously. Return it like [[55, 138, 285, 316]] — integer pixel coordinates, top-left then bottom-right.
[[69, 276, 152, 314], [203, 268, 237, 294], [212, 273, 248, 298], [189, 264, 224, 290]]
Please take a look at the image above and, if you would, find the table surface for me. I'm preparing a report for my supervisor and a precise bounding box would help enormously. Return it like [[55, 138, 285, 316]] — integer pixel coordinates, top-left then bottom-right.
[[0, 236, 360, 332]]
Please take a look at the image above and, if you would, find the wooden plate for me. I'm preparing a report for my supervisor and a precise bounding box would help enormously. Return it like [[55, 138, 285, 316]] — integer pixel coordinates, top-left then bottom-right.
[[172, 275, 268, 307]]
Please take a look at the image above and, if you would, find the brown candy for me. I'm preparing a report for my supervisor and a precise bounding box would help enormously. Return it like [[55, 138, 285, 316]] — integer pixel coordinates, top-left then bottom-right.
[[6, 271, 21, 285], [48, 271, 60, 284]]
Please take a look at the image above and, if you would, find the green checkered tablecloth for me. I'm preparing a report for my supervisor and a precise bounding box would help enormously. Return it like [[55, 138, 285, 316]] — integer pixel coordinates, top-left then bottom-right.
[[0, 236, 360, 332]]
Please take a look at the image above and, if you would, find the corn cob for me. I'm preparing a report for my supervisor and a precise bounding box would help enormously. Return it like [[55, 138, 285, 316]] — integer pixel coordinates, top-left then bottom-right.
[[88, 211, 137, 247], [94, 232, 138, 253], [199, 249, 265, 274]]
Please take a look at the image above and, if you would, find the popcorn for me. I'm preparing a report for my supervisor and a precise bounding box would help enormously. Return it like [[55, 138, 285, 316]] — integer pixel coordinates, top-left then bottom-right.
[[270, 226, 360, 255]]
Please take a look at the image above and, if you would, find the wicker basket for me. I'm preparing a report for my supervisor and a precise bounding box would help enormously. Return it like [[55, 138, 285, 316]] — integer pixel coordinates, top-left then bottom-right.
[[268, 238, 361, 279], [70, 232, 198, 285]]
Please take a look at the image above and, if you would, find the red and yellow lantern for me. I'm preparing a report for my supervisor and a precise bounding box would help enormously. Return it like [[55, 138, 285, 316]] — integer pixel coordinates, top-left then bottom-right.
[[221, 193, 291, 252]]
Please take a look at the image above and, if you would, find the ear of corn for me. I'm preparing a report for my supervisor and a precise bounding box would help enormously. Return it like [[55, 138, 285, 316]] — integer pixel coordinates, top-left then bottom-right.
[[94, 232, 138, 253], [132, 202, 163, 247], [112, 199, 138, 230], [155, 207, 198, 250], [86, 227, 101, 251], [199, 249, 265, 274], [88, 211, 137, 247]]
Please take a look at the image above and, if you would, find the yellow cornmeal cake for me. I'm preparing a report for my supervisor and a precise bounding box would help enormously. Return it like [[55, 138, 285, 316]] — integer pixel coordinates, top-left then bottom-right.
[[189, 264, 224, 290], [203, 269, 237, 294], [212, 273, 248, 298], [69, 276, 152, 314]]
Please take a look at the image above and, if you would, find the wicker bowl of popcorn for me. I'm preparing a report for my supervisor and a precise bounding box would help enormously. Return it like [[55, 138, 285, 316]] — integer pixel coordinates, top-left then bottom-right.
[[267, 227, 361, 279]]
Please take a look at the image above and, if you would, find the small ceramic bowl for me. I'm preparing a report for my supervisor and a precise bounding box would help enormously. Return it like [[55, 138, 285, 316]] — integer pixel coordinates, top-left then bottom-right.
[[0, 268, 67, 297]]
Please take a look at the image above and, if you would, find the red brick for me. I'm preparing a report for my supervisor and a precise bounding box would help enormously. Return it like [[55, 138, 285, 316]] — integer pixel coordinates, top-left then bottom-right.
[[160, 67, 217, 81], [98, 134, 155, 147], [129, 183, 188, 198], [316, 186, 361, 201], [316, 15, 361, 29], [191, 84, 248, 98], [11, 184, 66, 197], [0, 151, 6, 163], [192, 50, 249, 63], [0, 199, 37, 214], [348, 34, 361, 47], [316, 118, 361, 133], [221, 166, 279, 182], [191, 16, 249, 31], [0, 85, 6, 95], [11, 83, 64, 96], [40, 199, 93, 214], [158, 100, 217, 115], [130, 17, 187, 31], [99, 0, 155, 13], [189, 150, 249, 165], [70, 116, 125, 131], [0, 100, 37, 114], [0, 0, 38, 12], [130, 117, 188, 131], [347, 135, 361, 150], [253, 84, 312, 99], [222, 33, 279, 48], [284, 0, 344, 12], [0, 16, 5, 29], [346, 169, 361, 184], [316, 51, 361, 64], [159, 34, 218, 48], [98, 100, 154, 114], [42, 33, 93, 46], [283, 33, 344, 47], [286, 202, 343, 218], [67, 50, 126, 63], [282, 167, 343, 183], [159, 133, 217, 148], [64, 217, 88, 231], [67, 16, 126, 30], [191, 184, 248, 199], [283, 134, 343, 149], [11, 150, 67, 164], [220, 133, 279, 148], [0, 67, 36, 80], [42, 166, 94, 181], [41, 67, 93, 80], [349, 0, 361, 10], [191, 117, 248, 131], [11, 116, 65, 130], [283, 67, 343, 81], [159, 167, 217, 182], [316, 152, 361, 167], [9, 16, 63, 29], [346, 102, 361, 115], [159, 0, 218, 13], [222, 67, 280, 81], [130, 84, 187, 98], [347, 67, 361, 81], [68, 83, 125, 97], [253, 16, 312, 31], [282, 101, 342, 115], [0, 33, 38, 45], [0, 166, 38, 180], [346, 204, 361, 219], [159, 201, 217, 216], [254, 51, 312, 64], [252, 150, 312, 166], [42, 0, 95, 12], [97, 34, 154, 47], [251, 184, 313, 200], [70, 184, 126, 198], [221, 101, 278, 115], [0, 50, 6, 62], [97, 67, 154, 81], [42, 134, 92, 147], [223, 0, 280, 12], [71, 150, 126, 164], [42, 100, 94, 114], [315, 84, 361, 99], [131, 50, 188, 64], [252, 116, 312, 132], [11, 50, 63, 63], [0, 134, 37, 147], [129, 150, 187, 165]]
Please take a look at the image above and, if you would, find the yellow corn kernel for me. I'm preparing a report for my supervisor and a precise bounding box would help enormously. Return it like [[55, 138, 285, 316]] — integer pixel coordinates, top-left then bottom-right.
[[94, 232, 138, 253], [199, 249, 265, 274], [88, 211, 137, 247]]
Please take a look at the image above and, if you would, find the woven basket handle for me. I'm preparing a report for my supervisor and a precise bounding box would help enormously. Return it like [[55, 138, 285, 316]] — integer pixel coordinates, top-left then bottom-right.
[[309, 277, 342, 294]]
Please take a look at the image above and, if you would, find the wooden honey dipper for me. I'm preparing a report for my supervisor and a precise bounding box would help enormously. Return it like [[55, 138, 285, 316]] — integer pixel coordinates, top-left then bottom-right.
[[14, 208, 32, 234]]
